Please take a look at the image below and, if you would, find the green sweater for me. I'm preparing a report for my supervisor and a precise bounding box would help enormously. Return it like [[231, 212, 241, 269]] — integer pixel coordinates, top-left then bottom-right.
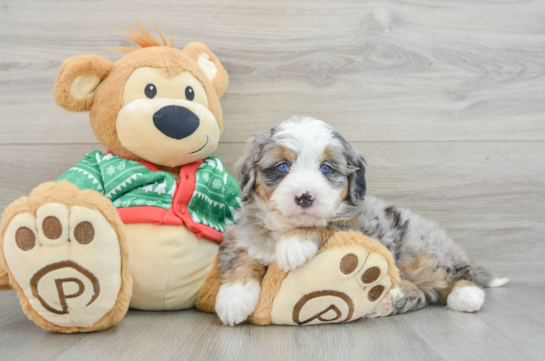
[[57, 151, 241, 242]]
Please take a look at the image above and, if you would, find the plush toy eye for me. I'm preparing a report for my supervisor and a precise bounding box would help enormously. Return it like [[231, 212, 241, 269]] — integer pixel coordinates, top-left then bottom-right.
[[277, 163, 289, 173], [145, 84, 157, 99], [320, 165, 332, 174], [185, 86, 195, 101]]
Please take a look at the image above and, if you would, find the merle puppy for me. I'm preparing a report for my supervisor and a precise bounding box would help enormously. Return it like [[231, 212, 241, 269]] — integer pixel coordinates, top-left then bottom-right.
[[215, 116, 508, 326]]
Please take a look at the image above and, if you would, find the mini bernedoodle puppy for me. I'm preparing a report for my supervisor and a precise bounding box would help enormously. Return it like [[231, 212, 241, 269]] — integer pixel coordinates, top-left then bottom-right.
[[216, 116, 508, 326]]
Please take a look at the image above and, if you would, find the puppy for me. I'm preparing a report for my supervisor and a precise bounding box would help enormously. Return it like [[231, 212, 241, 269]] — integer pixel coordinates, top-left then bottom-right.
[[215, 116, 508, 326]]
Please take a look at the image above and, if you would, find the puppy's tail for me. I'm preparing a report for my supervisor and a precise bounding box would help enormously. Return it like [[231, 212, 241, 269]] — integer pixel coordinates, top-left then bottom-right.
[[472, 266, 509, 288]]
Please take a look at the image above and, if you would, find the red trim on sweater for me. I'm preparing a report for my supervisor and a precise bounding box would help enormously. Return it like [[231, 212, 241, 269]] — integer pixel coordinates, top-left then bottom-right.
[[171, 159, 224, 243], [117, 206, 182, 226], [115, 158, 224, 243]]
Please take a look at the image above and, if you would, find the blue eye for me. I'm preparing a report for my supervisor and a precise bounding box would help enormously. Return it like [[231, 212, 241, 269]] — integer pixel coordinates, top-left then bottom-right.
[[277, 163, 289, 173], [320, 165, 332, 174]]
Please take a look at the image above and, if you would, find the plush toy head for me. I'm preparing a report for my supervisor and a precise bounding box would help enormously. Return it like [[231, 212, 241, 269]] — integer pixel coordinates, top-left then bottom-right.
[[53, 22, 228, 168]]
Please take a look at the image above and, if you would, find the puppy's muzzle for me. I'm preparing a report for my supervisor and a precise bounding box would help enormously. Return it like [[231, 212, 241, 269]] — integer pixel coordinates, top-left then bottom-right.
[[295, 191, 314, 209], [153, 105, 200, 140]]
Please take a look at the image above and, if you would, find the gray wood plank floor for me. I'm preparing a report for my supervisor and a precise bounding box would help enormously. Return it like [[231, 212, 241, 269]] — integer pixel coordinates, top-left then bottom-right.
[[1, 284, 544, 361]]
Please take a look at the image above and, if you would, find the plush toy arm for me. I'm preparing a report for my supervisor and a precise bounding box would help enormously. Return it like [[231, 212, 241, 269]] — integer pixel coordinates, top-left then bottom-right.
[[198, 231, 400, 326], [56, 150, 105, 194]]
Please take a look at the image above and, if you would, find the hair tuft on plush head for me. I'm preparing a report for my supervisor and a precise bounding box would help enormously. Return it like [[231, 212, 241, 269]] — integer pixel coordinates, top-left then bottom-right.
[[111, 18, 174, 53]]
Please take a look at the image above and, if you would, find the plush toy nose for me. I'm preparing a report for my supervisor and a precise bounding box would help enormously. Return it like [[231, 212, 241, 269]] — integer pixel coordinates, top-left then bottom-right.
[[153, 105, 200, 140]]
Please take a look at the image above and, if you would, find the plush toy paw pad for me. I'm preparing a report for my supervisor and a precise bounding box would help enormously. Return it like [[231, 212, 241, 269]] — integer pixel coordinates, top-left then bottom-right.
[[269, 245, 393, 325], [3, 203, 122, 328]]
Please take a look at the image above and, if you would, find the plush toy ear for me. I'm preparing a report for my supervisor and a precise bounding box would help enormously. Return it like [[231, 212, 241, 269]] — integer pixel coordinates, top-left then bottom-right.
[[183, 42, 229, 98], [53, 55, 114, 112]]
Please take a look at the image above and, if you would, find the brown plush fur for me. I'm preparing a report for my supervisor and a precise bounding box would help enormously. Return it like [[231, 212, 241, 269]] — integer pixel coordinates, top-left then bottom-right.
[[0, 181, 133, 333], [53, 55, 114, 112], [249, 231, 400, 325], [183, 42, 229, 98], [196, 257, 221, 313], [53, 23, 228, 166], [0, 264, 10, 290]]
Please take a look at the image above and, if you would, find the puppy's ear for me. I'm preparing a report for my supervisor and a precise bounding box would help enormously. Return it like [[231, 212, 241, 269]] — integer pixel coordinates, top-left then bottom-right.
[[336, 132, 367, 205], [235, 131, 271, 202], [53, 55, 114, 112], [183, 42, 229, 98]]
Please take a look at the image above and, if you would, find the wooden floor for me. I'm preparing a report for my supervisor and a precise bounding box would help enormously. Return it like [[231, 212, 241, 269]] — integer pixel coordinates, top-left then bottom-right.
[[1, 285, 544, 361], [1, 0, 545, 359]]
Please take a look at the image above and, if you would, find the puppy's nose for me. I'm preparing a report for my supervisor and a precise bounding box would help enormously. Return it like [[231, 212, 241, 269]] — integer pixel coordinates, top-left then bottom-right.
[[153, 105, 200, 140], [294, 192, 314, 209]]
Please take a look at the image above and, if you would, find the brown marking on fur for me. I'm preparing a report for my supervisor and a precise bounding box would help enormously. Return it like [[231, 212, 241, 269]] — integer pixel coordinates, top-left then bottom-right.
[[398, 251, 449, 303], [255, 176, 278, 212], [437, 280, 481, 305], [196, 256, 220, 313], [320, 145, 338, 163], [0, 181, 133, 333], [397, 251, 483, 305], [248, 261, 289, 325], [452, 280, 478, 290], [275, 145, 297, 163], [336, 183, 349, 208], [219, 252, 266, 288]]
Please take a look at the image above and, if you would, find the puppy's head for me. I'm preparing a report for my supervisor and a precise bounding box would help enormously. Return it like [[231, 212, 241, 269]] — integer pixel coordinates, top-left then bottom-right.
[[236, 116, 366, 228]]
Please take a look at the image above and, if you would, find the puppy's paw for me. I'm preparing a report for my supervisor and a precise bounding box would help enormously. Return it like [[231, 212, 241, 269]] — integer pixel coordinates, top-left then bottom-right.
[[447, 286, 485, 312], [275, 236, 319, 272], [215, 281, 261, 326]]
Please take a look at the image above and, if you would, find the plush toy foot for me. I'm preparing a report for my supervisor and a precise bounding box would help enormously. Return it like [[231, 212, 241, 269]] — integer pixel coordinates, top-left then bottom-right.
[[249, 231, 400, 325], [0, 182, 132, 333], [0, 263, 10, 290]]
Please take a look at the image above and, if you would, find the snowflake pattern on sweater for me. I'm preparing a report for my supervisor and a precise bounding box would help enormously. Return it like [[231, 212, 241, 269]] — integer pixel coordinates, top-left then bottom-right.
[[56, 151, 241, 232]]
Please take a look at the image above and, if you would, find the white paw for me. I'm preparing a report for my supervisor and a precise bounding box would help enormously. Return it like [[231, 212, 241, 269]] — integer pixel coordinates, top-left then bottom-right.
[[447, 286, 485, 312], [275, 236, 319, 272], [215, 281, 261, 326]]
